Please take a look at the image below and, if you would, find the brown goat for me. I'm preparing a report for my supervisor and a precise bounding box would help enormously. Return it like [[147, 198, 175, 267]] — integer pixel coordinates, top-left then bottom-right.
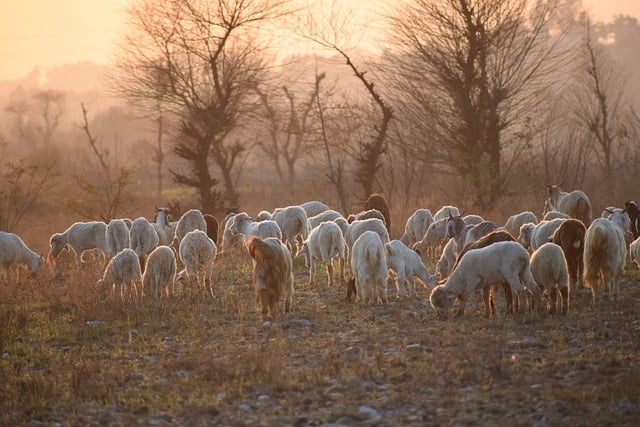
[[364, 193, 391, 235], [347, 209, 386, 225], [246, 236, 294, 321], [552, 218, 586, 292], [203, 214, 220, 247]]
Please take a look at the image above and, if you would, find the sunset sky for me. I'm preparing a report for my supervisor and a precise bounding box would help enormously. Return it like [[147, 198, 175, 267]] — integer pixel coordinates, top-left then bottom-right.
[[0, 0, 638, 81]]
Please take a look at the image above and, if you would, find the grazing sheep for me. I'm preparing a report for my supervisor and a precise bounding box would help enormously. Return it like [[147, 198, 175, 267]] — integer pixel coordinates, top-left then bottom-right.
[[272, 205, 310, 257], [172, 209, 207, 247], [106, 219, 130, 259], [552, 219, 586, 292], [96, 248, 143, 301], [530, 243, 570, 315], [430, 241, 541, 318], [348, 209, 386, 226], [246, 236, 294, 321], [546, 185, 592, 226], [433, 205, 460, 221], [176, 230, 217, 297], [142, 246, 177, 299], [0, 232, 44, 281], [517, 218, 566, 252], [297, 221, 346, 288], [129, 217, 160, 271], [219, 212, 244, 253], [351, 230, 389, 305], [309, 210, 343, 229], [299, 200, 330, 218], [49, 221, 108, 271], [399, 209, 434, 247], [504, 211, 538, 239], [230, 213, 282, 243], [203, 213, 220, 246], [583, 218, 627, 303], [364, 193, 391, 235], [384, 239, 438, 297], [434, 238, 457, 279]]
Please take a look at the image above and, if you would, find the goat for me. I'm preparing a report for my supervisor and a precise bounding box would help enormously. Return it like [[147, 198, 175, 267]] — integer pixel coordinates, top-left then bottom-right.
[[583, 218, 627, 303], [517, 218, 566, 252], [629, 236, 640, 268], [246, 236, 294, 321], [172, 209, 207, 248], [142, 245, 177, 299], [49, 221, 108, 272], [297, 221, 346, 288], [384, 239, 438, 297], [351, 230, 388, 305], [153, 207, 173, 246], [299, 200, 330, 218], [546, 185, 592, 227], [624, 200, 640, 239], [552, 218, 586, 292], [272, 205, 310, 257], [230, 213, 282, 244], [219, 212, 244, 254], [430, 241, 541, 318], [399, 209, 434, 247], [504, 211, 538, 239], [309, 210, 343, 229], [129, 217, 159, 272], [364, 193, 391, 235], [176, 230, 217, 298], [96, 248, 143, 302], [433, 205, 460, 221], [530, 243, 570, 315], [203, 214, 220, 247], [0, 232, 44, 282], [434, 238, 457, 279], [337, 217, 390, 252], [106, 219, 130, 259], [413, 217, 448, 259]]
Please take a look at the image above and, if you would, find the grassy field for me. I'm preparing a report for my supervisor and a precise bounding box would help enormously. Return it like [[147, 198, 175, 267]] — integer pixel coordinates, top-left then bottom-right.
[[1, 249, 640, 426]]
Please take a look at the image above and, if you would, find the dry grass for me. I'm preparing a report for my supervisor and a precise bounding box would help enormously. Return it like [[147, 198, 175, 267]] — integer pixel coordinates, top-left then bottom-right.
[[1, 251, 640, 426]]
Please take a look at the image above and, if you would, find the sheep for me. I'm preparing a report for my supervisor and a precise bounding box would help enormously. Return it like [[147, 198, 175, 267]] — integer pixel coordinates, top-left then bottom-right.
[[364, 193, 391, 234], [546, 185, 592, 226], [504, 211, 538, 239], [96, 248, 143, 302], [0, 232, 44, 282], [629, 236, 640, 268], [176, 230, 217, 297], [430, 241, 541, 318], [49, 221, 108, 271], [142, 245, 177, 299], [308, 210, 343, 229], [105, 219, 130, 259], [552, 218, 586, 292], [583, 218, 627, 303], [434, 238, 457, 279], [172, 209, 207, 247], [219, 212, 244, 254], [433, 205, 460, 221], [230, 213, 282, 243], [517, 218, 566, 252], [399, 209, 434, 247], [129, 217, 160, 271], [246, 236, 294, 321], [299, 200, 330, 218], [203, 214, 220, 246], [153, 207, 173, 246], [351, 230, 389, 305], [272, 205, 310, 257], [297, 221, 346, 288], [384, 239, 438, 297], [530, 243, 570, 315]]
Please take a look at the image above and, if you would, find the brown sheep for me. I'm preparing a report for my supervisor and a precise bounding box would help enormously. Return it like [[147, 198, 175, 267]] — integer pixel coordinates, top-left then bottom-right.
[[246, 236, 294, 321], [364, 193, 391, 235], [551, 218, 586, 292]]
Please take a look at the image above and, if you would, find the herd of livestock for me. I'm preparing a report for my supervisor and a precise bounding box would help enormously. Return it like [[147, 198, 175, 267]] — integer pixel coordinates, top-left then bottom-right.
[[1, 185, 640, 320]]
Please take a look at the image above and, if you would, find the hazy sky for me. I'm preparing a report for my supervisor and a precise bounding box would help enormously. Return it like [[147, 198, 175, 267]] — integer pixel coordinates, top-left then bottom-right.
[[0, 0, 638, 81]]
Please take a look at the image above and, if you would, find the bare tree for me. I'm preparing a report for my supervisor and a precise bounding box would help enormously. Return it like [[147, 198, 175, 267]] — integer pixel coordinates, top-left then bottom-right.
[[384, 0, 570, 212], [32, 90, 65, 148], [112, 0, 291, 213]]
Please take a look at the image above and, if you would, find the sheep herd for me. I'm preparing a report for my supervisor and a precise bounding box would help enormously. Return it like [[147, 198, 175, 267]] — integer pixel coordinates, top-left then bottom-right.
[[1, 187, 639, 321]]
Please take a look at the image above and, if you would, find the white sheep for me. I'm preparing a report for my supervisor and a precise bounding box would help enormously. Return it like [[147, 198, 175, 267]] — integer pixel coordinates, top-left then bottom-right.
[[129, 217, 160, 270], [96, 248, 143, 301], [385, 239, 438, 297], [430, 241, 541, 318], [272, 205, 310, 257], [297, 221, 346, 288], [176, 230, 217, 297], [517, 218, 566, 252], [299, 200, 330, 218], [399, 209, 434, 247], [546, 185, 592, 226], [142, 245, 177, 299], [504, 211, 538, 239], [49, 221, 109, 271], [351, 230, 389, 305], [0, 231, 44, 282], [583, 218, 627, 303], [308, 210, 343, 229], [434, 238, 457, 279], [230, 213, 282, 243], [530, 242, 570, 315], [106, 219, 130, 259], [172, 209, 207, 247]]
